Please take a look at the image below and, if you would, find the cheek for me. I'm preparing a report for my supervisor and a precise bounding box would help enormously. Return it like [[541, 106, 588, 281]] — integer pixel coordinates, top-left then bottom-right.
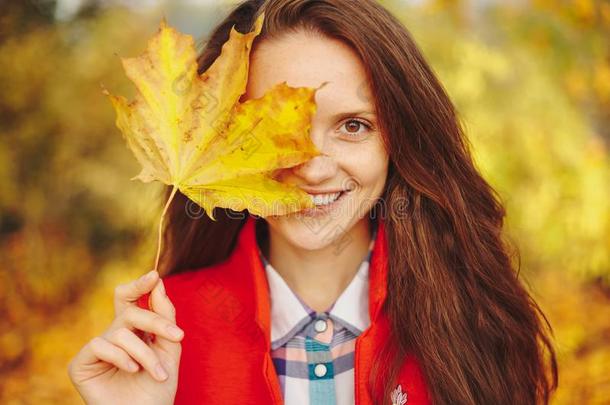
[[340, 142, 389, 190]]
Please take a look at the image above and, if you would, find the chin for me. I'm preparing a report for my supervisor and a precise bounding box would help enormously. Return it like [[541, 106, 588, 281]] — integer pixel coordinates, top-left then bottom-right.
[[282, 233, 332, 251], [266, 212, 354, 251]]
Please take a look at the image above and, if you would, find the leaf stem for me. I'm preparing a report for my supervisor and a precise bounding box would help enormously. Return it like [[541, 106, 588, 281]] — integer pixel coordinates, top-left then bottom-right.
[[154, 184, 179, 272]]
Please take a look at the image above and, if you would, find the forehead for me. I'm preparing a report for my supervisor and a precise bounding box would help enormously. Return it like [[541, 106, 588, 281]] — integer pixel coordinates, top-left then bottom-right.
[[243, 30, 374, 109]]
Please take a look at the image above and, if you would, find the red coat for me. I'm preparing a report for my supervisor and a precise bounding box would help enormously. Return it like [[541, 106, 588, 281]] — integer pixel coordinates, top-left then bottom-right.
[[138, 216, 432, 404]]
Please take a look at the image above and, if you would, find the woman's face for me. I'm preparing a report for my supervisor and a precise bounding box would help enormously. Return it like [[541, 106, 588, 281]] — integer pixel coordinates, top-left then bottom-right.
[[243, 29, 389, 250]]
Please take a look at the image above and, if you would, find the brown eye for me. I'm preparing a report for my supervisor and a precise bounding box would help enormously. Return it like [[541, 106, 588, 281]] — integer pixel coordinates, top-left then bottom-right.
[[341, 119, 372, 137], [346, 120, 361, 132]]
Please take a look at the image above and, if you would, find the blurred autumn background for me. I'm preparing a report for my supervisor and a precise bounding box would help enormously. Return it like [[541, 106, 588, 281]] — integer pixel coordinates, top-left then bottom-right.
[[0, 0, 608, 402]]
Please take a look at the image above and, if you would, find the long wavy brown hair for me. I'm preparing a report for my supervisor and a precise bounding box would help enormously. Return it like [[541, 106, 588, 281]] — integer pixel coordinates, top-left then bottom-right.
[[158, 0, 558, 403]]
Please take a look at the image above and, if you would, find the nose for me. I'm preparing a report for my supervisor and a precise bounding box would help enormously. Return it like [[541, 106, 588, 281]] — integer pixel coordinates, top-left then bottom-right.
[[292, 152, 338, 184]]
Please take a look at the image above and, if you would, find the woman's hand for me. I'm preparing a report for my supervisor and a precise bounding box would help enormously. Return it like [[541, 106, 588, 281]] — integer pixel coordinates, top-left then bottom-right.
[[67, 270, 183, 405]]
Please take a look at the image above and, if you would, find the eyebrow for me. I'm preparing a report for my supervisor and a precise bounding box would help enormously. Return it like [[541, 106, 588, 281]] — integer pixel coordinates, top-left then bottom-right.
[[330, 110, 377, 121]]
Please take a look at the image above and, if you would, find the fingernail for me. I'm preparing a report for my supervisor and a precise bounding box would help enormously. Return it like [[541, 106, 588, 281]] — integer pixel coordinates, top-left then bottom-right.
[[167, 324, 183, 339], [158, 279, 166, 294], [127, 360, 139, 372], [155, 362, 169, 380]]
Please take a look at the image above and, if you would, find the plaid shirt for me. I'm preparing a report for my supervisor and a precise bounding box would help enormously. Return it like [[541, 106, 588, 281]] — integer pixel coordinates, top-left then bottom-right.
[[256, 223, 377, 405]]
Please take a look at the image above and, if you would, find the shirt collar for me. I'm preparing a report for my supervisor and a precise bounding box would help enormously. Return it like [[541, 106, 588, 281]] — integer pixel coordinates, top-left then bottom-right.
[[256, 220, 378, 347]]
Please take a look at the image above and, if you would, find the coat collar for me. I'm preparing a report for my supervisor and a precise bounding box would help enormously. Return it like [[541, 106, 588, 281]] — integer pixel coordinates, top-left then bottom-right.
[[231, 215, 389, 348]]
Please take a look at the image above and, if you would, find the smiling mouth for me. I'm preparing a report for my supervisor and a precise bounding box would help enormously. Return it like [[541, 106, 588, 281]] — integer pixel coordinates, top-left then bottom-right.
[[309, 191, 343, 206], [299, 189, 352, 215]]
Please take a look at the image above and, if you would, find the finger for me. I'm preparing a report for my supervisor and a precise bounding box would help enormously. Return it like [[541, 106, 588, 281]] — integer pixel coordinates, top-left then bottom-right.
[[75, 336, 140, 374], [150, 279, 176, 323], [149, 279, 182, 354], [104, 327, 169, 382], [113, 270, 159, 316], [116, 305, 184, 342]]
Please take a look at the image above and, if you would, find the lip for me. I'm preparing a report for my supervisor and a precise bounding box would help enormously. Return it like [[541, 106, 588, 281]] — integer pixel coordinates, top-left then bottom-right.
[[299, 187, 351, 195]]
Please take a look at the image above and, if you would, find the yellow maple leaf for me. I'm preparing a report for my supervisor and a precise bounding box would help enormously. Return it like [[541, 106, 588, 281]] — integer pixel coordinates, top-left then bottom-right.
[[102, 12, 324, 270]]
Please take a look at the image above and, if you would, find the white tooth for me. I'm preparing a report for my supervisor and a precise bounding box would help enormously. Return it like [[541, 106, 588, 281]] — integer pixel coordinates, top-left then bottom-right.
[[311, 192, 341, 206]]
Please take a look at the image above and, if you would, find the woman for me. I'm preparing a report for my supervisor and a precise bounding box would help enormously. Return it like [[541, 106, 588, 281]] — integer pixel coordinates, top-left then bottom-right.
[[67, 0, 558, 404]]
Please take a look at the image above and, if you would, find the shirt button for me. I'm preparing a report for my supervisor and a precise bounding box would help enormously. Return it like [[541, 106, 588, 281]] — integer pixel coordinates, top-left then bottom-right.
[[314, 318, 328, 333], [314, 363, 327, 377]]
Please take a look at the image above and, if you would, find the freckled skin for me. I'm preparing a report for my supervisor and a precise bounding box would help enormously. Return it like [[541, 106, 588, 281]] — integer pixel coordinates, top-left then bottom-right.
[[242, 29, 389, 253]]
